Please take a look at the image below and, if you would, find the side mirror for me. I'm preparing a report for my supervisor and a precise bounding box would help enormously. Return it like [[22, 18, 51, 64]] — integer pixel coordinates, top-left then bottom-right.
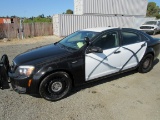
[[88, 46, 103, 53], [84, 37, 90, 45]]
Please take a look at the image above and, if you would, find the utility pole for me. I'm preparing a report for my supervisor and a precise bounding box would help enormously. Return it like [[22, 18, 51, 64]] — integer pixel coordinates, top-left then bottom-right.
[[20, 19, 24, 39], [7, 22, 9, 39]]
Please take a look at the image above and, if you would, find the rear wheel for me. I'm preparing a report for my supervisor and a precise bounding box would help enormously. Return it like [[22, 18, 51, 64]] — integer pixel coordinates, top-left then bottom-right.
[[39, 72, 72, 101], [138, 54, 154, 73]]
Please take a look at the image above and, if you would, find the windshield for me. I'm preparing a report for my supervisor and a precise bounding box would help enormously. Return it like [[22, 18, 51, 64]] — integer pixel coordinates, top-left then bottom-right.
[[143, 21, 157, 25], [58, 31, 98, 50]]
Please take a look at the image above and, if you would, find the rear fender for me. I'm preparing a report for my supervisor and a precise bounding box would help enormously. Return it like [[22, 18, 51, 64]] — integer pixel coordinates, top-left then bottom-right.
[[145, 47, 155, 57]]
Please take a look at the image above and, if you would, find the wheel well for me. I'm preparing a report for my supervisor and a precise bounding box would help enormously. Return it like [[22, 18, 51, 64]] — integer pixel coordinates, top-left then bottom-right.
[[38, 70, 74, 91], [145, 47, 155, 58], [138, 52, 154, 68], [145, 52, 154, 58]]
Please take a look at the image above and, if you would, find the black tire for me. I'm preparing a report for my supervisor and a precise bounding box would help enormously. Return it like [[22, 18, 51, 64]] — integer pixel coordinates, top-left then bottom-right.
[[138, 54, 154, 73], [39, 72, 72, 101]]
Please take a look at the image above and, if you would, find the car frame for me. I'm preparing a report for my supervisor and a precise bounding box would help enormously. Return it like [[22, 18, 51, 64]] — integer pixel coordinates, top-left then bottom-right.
[[0, 27, 160, 101]]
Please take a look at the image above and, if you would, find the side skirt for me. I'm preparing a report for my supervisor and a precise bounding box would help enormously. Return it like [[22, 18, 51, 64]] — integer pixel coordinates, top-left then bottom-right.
[[75, 66, 138, 87]]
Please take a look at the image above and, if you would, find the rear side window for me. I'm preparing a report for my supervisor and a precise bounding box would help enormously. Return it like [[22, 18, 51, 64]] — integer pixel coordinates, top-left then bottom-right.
[[122, 32, 141, 45]]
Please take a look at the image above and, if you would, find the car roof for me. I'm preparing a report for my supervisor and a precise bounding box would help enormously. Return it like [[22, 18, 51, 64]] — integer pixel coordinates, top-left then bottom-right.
[[80, 27, 117, 32]]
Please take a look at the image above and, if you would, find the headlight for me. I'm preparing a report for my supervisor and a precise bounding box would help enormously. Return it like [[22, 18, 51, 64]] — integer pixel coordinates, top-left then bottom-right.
[[15, 65, 35, 78]]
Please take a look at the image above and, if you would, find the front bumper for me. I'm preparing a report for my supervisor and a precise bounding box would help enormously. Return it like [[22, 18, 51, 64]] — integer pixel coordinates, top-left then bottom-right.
[[8, 72, 40, 94], [140, 29, 155, 33], [0, 55, 39, 94], [9, 72, 29, 93]]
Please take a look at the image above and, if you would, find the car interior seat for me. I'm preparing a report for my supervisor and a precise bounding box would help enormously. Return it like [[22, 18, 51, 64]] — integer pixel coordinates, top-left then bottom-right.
[[102, 34, 116, 49]]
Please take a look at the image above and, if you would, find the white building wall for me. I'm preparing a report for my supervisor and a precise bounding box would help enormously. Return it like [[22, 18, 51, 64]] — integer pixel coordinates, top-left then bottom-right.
[[53, 14, 60, 36], [74, 0, 148, 16]]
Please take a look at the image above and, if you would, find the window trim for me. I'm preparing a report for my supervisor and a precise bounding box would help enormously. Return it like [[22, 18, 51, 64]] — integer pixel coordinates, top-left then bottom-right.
[[91, 30, 120, 50]]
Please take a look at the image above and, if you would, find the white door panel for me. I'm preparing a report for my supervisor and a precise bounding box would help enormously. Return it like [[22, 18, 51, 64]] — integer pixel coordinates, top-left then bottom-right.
[[85, 47, 121, 81], [85, 30, 148, 82], [120, 41, 147, 70], [85, 42, 147, 81]]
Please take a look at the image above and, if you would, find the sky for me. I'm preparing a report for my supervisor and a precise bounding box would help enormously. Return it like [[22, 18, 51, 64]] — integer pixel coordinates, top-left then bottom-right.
[[0, 0, 159, 18]]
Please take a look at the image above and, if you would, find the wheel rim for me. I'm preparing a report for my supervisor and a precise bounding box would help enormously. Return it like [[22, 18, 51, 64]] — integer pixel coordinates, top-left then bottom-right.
[[51, 82, 63, 92], [40, 72, 72, 101], [143, 58, 150, 69]]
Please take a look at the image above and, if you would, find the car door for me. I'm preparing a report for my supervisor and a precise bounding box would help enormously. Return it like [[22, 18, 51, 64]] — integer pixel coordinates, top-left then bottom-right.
[[119, 30, 147, 71], [85, 30, 122, 81]]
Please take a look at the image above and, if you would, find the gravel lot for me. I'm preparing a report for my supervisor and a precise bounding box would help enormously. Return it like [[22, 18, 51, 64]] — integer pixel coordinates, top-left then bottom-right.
[[0, 34, 160, 120]]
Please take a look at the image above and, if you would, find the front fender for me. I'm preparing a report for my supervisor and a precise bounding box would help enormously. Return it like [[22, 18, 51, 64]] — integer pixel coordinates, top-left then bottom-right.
[[29, 64, 58, 94]]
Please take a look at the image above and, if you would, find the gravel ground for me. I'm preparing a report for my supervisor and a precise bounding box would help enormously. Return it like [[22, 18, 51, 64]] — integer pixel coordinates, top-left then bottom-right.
[[0, 34, 160, 120]]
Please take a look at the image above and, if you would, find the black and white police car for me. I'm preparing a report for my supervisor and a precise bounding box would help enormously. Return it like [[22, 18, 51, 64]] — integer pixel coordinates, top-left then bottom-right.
[[0, 27, 160, 101]]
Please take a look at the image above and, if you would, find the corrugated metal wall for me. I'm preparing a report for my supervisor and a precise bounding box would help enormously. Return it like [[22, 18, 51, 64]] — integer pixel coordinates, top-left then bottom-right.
[[53, 14, 130, 36], [74, 0, 148, 16], [53, 14, 155, 37]]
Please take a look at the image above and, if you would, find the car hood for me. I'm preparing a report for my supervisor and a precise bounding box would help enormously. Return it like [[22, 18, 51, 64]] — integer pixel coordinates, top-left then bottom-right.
[[13, 43, 70, 65]]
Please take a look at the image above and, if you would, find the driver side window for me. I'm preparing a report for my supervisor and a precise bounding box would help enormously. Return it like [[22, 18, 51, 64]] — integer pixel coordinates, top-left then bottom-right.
[[92, 31, 119, 50]]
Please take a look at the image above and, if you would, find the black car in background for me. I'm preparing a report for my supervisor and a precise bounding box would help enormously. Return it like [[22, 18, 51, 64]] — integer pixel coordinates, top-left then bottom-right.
[[0, 27, 160, 101]]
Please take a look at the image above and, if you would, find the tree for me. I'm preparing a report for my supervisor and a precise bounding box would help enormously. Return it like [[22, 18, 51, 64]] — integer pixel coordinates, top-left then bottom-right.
[[66, 9, 73, 14], [38, 14, 45, 18], [147, 2, 160, 19], [23, 15, 52, 23]]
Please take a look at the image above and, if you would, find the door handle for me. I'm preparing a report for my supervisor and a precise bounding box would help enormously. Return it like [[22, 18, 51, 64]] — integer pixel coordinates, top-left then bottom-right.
[[141, 43, 146, 47], [114, 51, 121, 54]]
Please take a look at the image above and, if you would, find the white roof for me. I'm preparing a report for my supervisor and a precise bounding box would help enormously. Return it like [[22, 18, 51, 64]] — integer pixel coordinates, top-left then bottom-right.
[[81, 27, 117, 32]]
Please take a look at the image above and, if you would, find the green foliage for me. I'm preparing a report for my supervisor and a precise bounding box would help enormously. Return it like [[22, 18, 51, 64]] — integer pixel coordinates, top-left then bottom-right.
[[155, 14, 160, 19], [147, 2, 160, 19], [66, 9, 73, 14], [23, 14, 52, 23]]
